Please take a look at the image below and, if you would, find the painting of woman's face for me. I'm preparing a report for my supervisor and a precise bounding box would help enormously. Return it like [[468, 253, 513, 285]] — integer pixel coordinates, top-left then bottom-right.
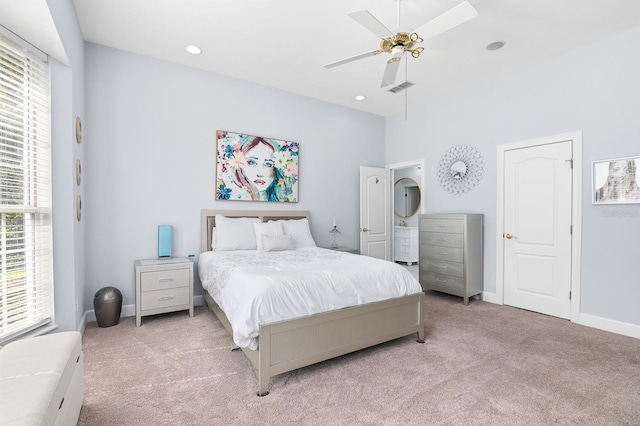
[[609, 160, 630, 184], [244, 142, 275, 193], [216, 130, 299, 202]]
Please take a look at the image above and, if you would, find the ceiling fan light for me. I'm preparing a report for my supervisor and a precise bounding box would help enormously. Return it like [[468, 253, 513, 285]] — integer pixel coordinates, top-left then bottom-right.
[[391, 45, 405, 58], [355, 95, 366, 101]]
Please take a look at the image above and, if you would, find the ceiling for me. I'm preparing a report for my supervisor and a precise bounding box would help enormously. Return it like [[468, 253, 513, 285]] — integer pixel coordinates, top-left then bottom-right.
[[31, 1, 640, 116]]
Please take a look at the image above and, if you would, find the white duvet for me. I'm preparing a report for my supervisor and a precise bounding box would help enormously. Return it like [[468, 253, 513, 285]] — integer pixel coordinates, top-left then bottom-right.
[[198, 247, 422, 350]]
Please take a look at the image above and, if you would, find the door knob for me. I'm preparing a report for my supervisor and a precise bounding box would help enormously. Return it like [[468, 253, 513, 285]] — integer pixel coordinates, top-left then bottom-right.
[[505, 233, 516, 239], [361, 227, 369, 232]]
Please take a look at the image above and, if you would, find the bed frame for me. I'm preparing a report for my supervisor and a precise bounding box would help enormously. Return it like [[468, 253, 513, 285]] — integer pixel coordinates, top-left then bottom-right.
[[200, 209, 425, 396]]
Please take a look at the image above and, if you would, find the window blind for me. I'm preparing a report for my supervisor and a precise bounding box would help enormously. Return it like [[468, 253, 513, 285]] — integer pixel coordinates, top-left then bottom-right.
[[0, 33, 53, 344]]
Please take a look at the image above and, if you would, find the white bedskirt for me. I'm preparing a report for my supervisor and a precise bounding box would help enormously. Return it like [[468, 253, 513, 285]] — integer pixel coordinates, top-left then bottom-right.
[[199, 247, 422, 349]]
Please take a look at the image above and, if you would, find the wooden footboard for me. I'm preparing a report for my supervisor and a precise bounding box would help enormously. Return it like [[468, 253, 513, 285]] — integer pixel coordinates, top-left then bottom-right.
[[204, 291, 425, 396]]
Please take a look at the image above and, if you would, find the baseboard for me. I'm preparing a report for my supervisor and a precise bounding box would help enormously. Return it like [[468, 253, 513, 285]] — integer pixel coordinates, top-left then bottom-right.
[[481, 292, 639, 340], [578, 313, 640, 340], [481, 292, 501, 304], [81, 296, 204, 328]]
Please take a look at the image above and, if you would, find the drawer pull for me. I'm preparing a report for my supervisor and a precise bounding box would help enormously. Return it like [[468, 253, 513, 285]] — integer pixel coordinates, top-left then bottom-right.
[[158, 277, 175, 283], [435, 278, 448, 283], [436, 238, 448, 242], [437, 225, 446, 228], [438, 266, 448, 270], [158, 295, 174, 301], [437, 251, 448, 255]]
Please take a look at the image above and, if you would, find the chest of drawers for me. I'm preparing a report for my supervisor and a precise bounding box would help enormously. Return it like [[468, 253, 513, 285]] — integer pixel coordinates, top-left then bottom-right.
[[394, 226, 418, 265], [418, 214, 483, 305], [135, 258, 194, 326]]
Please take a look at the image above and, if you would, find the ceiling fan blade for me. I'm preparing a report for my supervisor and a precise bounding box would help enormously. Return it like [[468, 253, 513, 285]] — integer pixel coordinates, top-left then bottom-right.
[[348, 10, 393, 39], [381, 59, 401, 88], [324, 51, 377, 69], [414, 1, 478, 41]]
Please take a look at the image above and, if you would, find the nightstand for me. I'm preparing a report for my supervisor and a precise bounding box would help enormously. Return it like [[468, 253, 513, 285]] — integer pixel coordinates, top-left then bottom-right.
[[135, 258, 194, 326], [322, 246, 359, 254]]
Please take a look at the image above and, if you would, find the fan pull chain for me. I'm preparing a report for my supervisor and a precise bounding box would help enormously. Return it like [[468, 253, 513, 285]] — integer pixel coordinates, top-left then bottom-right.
[[405, 54, 408, 121]]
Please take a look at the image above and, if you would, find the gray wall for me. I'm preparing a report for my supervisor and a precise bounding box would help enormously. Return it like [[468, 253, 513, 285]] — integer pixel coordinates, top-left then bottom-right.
[[386, 25, 640, 327], [48, 0, 86, 332], [83, 43, 385, 309], [13, 1, 640, 334]]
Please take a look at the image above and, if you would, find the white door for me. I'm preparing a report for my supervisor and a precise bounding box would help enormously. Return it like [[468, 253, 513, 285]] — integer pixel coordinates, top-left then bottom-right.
[[503, 141, 573, 319], [360, 166, 391, 260]]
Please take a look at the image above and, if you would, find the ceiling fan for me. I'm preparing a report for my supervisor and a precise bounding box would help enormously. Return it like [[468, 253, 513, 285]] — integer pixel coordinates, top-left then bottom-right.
[[324, 1, 479, 88]]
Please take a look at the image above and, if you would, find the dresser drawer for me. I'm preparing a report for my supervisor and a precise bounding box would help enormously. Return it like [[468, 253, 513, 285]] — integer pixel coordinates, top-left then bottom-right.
[[395, 228, 412, 237], [140, 268, 190, 292], [420, 218, 464, 234], [140, 286, 190, 311], [396, 237, 410, 246], [421, 258, 464, 278], [398, 244, 411, 254], [420, 232, 464, 248], [420, 270, 465, 291], [396, 252, 410, 261], [421, 245, 464, 263]]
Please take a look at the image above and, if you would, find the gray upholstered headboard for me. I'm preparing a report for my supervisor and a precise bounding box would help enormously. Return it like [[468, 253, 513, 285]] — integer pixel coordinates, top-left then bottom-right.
[[200, 209, 311, 253]]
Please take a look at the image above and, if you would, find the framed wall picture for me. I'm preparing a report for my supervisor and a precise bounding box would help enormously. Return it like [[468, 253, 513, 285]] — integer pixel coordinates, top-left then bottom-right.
[[592, 156, 640, 204], [215, 130, 299, 202]]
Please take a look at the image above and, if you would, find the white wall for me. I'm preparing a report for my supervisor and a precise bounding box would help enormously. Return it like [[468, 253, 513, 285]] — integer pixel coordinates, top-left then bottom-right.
[[386, 25, 640, 327], [83, 43, 386, 309]]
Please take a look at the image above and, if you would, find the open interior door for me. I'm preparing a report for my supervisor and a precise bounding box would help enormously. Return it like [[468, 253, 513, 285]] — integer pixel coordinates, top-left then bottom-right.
[[359, 166, 392, 260]]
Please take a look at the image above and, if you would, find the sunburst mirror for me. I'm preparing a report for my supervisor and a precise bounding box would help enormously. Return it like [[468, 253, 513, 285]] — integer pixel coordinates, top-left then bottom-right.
[[437, 145, 484, 195]]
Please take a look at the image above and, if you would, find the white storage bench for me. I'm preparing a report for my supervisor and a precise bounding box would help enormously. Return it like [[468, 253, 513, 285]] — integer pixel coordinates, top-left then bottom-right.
[[0, 331, 84, 426]]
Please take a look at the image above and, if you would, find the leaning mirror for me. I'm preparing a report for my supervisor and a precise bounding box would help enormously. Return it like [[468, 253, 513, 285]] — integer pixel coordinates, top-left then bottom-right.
[[394, 178, 421, 218]]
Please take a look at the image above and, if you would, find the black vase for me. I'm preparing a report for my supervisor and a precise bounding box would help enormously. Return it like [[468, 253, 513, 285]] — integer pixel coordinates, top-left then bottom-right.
[[93, 287, 123, 327]]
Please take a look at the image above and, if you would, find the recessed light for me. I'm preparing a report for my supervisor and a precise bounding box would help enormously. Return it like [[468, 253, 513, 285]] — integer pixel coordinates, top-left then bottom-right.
[[355, 95, 366, 101], [185, 45, 202, 55], [486, 41, 505, 51]]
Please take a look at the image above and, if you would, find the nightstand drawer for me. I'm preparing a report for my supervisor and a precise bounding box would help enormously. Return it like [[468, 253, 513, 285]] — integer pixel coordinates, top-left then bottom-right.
[[135, 258, 194, 327], [140, 287, 190, 311], [140, 268, 190, 292]]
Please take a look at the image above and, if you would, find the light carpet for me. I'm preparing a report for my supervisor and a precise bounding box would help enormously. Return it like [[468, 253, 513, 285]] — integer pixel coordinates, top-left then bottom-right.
[[78, 291, 640, 425]]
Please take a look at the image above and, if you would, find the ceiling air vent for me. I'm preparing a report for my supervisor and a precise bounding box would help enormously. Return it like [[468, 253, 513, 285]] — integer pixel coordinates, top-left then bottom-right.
[[388, 81, 415, 93]]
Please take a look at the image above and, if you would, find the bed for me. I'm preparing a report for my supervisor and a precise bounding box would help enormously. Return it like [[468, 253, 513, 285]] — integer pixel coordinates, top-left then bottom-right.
[[199, 209, 425, 396]]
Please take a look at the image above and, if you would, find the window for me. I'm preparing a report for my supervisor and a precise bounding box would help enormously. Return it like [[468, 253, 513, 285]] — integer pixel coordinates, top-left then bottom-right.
[[0, 33, 53, 344]]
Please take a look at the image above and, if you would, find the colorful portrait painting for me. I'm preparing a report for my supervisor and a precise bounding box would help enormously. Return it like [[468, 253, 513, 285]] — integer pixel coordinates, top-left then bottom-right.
[[216, 130, 299, 202]]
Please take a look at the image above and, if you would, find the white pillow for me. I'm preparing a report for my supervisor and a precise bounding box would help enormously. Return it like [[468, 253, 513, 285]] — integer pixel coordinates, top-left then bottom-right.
[[211, 228, 216, 251], [215, 214, 261, 251], [262, 234, 294, 252], [271, 218, 316, 248], [254, 221, 284, 251]]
